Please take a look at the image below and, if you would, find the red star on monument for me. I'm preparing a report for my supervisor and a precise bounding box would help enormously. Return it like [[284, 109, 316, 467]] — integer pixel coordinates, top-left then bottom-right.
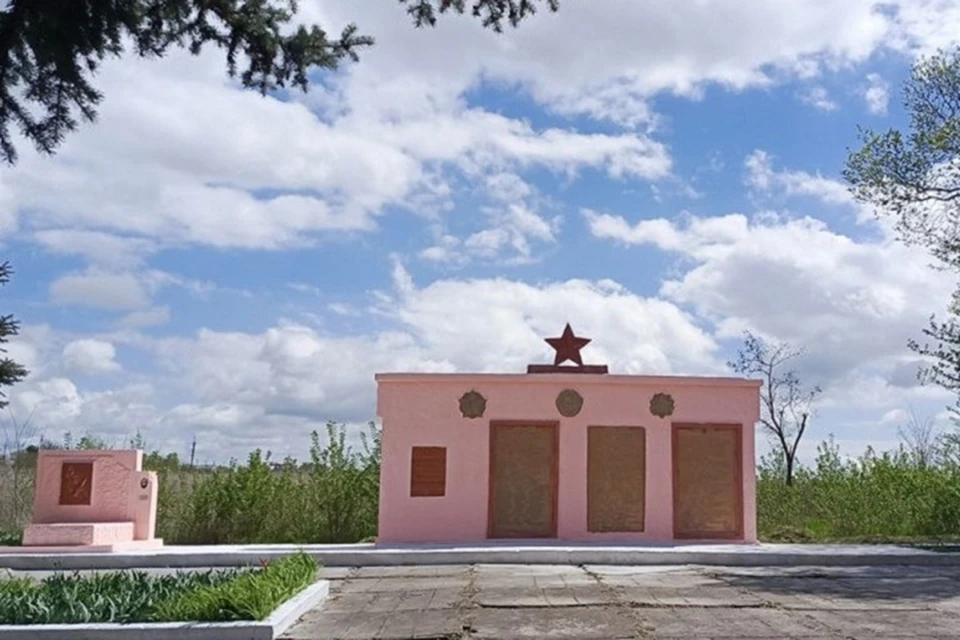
[[545, 323, 591, 366]]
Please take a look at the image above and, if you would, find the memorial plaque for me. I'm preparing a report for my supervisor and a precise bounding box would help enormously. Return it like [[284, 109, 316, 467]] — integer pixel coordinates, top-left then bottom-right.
[[673, 425, 742, 538], [587, 426, 646, 532], [59, 462, 93, 506], [488, 423, 558, 538], [410, 447, 447, 497]]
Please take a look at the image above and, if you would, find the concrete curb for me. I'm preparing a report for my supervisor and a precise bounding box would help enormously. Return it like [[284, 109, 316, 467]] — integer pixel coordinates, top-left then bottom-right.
[[2, 544, 960, 570], [0, 579, 329, 640]]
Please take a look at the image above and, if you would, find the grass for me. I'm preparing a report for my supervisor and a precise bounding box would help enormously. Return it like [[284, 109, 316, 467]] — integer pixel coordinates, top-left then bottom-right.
[[0, 529, 20, 546], [2, 422, 959, 546], [757, 436, 960, 543], [0, 552, 319, 625]]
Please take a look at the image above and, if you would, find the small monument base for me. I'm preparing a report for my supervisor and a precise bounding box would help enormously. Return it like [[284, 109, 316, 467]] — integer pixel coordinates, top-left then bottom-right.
[[25, 521, 135, 546], [1, 521, 165, 554]]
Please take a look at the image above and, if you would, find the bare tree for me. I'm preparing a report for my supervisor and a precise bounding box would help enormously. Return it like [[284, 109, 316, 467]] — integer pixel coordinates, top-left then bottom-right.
[[0, 406, 38, 529], [896, 406, 940, 468], [728, 331, 822, 486]]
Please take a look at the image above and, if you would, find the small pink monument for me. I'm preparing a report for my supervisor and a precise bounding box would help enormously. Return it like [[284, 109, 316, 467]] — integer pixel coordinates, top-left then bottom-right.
[[5, 449, 163, 552]]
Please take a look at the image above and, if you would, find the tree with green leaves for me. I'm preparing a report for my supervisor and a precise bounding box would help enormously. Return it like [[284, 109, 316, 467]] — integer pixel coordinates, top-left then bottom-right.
[[0, 262, 27, 410], [0, 0, 559, 165], [844, 48, 960, 417], [728, 331, 821, 486]]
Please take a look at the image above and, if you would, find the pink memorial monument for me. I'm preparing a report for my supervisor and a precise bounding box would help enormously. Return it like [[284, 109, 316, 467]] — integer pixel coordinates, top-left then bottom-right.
[[3, 449, 163, 552], [376, 324, 762, 544]]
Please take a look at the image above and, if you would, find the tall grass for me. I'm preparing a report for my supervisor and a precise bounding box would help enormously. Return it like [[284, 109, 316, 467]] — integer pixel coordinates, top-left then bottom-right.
[[154, 422, 381, 544], [758, 435, 960, 542], [2, 421, 959, 544]]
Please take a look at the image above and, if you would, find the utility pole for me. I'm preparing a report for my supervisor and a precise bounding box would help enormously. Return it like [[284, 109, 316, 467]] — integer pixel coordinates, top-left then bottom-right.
[[189, 437, 196, 469]]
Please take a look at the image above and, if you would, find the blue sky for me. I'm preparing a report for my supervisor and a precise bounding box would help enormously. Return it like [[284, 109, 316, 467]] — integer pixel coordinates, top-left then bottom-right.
[[1, 0, 958, 465]]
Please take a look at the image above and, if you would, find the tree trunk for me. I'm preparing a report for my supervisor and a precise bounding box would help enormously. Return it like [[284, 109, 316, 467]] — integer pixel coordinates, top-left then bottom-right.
[[785, 450, 795, 486]]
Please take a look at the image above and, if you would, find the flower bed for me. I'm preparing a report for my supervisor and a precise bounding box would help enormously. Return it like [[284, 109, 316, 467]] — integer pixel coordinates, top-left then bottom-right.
[[0, 552, 318, 625]]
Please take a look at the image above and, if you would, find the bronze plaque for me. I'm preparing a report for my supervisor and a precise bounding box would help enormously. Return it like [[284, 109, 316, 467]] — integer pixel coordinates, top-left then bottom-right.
[[59, 462, 93, 506], [673, 425, 742, 538], [555, 389, 583, 417], [488, 423, 557, 538], [649, 392, 675, 418], [587, 426, 646, 532], [459, 391, 486, 419], [410, 447, 447, 497]]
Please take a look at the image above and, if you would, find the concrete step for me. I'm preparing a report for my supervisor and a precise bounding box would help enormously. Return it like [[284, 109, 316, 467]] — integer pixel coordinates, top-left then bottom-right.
[[22, 521, 135, 546]]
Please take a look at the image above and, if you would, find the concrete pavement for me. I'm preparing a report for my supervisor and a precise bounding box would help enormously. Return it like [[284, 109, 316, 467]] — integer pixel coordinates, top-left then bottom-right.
[[3, 542, 960, 570], [283, 563, 960, 639]]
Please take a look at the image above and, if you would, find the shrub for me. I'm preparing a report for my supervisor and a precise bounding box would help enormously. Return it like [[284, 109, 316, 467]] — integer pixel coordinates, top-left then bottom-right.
[[151, 552, 318, 621], [0, 567, 246, 625], [0, 553, 318, 625]]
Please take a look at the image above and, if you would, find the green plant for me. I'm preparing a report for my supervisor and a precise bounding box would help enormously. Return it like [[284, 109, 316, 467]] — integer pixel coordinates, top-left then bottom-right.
[[0, 567, 246, 625], [150, 552, 318, 621], [0, 528, 21, 546], [756, 434, 960, 542], [153, 421, 381, 545], [0, 553, 318, 625]]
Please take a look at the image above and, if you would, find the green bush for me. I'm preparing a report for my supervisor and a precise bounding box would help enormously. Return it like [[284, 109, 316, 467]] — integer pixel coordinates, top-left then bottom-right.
[[159, 422, 380, 545], [0, 553, 318, 625], [0, 567, 246, 625], [151, 552, 318, 621], [0, 528, 21, 546], [757, 436, 960, 542]]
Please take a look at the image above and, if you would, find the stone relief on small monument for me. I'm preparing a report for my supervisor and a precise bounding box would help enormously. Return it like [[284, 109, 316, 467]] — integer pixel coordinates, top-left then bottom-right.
[[59, 462, 93, 506]]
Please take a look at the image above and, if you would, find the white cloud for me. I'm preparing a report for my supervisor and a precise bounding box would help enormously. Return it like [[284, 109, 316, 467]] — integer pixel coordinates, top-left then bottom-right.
[[49, 268, 221, 312], [33, 230, 156, 269], [62, 339, 122, 374], [50, 270, 152, 310], [863, 72, 891, 115], [118, 306, 171, 329], [585, 206, 954, 397], [799, 85, 839, 111], [743, 149, 877, 225], [421, 202, 561, 265]]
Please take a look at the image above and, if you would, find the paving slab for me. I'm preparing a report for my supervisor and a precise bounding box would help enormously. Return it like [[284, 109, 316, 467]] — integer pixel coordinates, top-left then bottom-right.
[[808, 608, 960, 637], [470, 606, 642, 640], [641, 607, 837, 638], [631, 586, 767, 607], [703, 564, 960, 579], [328, 589, 463, 613], [318, 566, 355, 580], [592, 567, 727, 588], [340, 575, 468, 594], [348, 564, 473, 579]]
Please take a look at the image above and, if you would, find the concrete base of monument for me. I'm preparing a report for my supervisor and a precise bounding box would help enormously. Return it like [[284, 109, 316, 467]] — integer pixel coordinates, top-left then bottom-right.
[[0, 538, 164, 554], [1, 541, 960, 570]]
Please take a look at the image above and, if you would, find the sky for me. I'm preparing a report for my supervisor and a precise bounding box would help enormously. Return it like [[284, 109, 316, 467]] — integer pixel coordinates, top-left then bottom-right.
[[2, 0, 960, 466]]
